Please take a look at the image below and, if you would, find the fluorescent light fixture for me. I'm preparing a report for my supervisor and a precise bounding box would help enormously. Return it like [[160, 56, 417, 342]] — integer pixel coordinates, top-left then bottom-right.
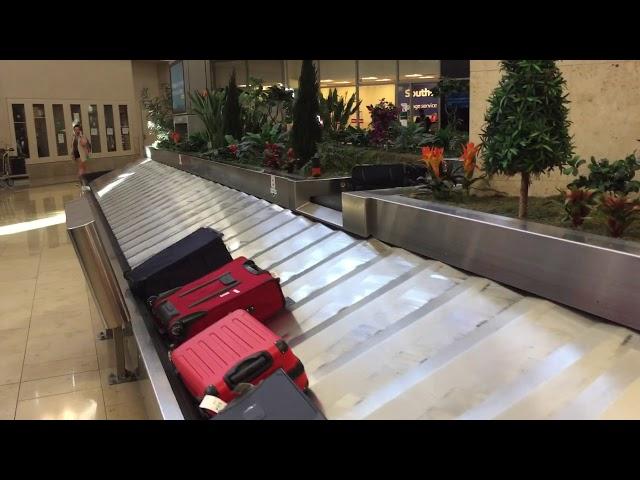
[[320, 79, 334, 83], [335, 81, 350, 84], [0, 211, 66, 236], [405, 74, 422, 78], [361, 76, 378, 80], [238, 84, 247, 87], [375, 78, 392, 82], [419, 75, 435, 79]]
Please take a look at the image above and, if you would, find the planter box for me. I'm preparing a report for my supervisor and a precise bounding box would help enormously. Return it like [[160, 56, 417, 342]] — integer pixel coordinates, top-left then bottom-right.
[[148, 148, 350, 211], [342, 187, 640, 331]]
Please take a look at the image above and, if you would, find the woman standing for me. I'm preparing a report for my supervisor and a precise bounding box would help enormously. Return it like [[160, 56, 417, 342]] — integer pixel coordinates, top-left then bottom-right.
[[71, 124, 91, 180]]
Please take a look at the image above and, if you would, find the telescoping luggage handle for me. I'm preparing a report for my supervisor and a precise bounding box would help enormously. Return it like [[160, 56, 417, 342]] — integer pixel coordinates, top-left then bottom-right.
[[224, 352, 274, 391]]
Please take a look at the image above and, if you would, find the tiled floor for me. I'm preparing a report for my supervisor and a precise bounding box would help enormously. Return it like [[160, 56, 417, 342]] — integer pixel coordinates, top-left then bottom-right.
[[0, 182, 147, 420]]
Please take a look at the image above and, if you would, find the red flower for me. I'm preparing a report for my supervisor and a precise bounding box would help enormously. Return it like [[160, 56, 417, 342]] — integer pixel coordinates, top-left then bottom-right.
[[228, 144, 238, 155], [170, 131, 181, 144]]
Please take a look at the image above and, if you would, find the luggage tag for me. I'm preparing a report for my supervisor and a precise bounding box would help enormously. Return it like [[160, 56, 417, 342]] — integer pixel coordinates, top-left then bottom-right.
[[200, 395, 228, 414]]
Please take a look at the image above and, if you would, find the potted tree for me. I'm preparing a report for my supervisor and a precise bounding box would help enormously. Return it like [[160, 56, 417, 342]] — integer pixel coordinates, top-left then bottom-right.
[[290, 60, 322, 177], [480, 60, 574, 218]]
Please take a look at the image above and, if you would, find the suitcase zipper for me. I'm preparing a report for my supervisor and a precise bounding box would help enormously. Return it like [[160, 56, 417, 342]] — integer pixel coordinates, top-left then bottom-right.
[[187, 281, 240, 308], [179, 272, 237, 297]]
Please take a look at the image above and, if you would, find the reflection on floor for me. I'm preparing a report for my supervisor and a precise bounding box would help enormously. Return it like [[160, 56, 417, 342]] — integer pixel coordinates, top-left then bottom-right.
[[0, 182, 147, 420]]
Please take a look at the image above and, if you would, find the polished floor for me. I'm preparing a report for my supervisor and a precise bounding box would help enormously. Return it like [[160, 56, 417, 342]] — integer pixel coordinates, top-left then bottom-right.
[[0, 182, 147, 420]]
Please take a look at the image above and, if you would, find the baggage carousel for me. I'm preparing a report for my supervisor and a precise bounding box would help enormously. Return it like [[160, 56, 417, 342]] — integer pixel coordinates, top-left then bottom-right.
[[83, 158, 640, 420]]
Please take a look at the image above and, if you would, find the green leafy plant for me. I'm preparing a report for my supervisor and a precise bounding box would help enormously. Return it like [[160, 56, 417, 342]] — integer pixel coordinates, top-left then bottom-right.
[[479, 60, 574, 218], [423, 125, 465, 156], [318, 89, 361, 140], [432, 78, 469, 130], [343, 126, 369, 147], [237, 122, 288, 166], [598, 192, 640, 237], [181, 131, 209, 153], [189, 89, 226, 148], [392, 122, 431, 152], [266, 85, 294, 124], [141, 84, 173, 143], [222, 70, 243, 141], [291, 60, 322, 173], [566, 154, 640, 195], [238, 78, 270, 134]]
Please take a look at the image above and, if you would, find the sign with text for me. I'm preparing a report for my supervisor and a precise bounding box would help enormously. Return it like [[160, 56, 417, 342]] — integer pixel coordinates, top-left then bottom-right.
[[396, 82, 440, 123]]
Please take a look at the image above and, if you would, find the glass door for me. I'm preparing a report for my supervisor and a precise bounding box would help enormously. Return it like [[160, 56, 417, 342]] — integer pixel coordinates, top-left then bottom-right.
[[119, 105, 131, 150], [32, 104, 50, 158], [88, 105, 101, 153], [11, 104, 30, 158], [52, 104, 68, 156], [104, 105, 117, 152], [70, 104, 82, 127]]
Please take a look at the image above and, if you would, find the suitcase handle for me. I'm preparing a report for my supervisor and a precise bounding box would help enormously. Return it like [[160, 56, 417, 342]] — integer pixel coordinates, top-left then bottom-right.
[[243, 259, 265, 275], [224, 352, 273, 390], [179, 272, 237, 297]]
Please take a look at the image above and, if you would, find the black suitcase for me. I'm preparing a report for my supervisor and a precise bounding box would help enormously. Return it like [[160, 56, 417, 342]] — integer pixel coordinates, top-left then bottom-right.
[[124, 227, 232, 302], [351, 163, 407, 191], [213, 369, 326, 420]]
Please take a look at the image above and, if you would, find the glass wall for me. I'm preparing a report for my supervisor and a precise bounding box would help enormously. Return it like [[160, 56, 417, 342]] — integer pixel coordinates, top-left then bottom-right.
[[207, 60, 468, 131], [247, 60, 283, 86], [104, 105, 117, 152], [214, 60, 247, 88], [119, 105, 131, 151]]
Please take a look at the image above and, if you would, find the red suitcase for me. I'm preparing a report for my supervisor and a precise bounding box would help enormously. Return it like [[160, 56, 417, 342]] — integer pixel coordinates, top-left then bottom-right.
[[170, 309, 309, 409], [150, 257, 285, 342]]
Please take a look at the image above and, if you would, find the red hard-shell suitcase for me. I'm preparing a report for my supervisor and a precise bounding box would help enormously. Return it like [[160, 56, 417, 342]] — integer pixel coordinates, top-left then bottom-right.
[[150, 257, 285, 343], [170, 309, 309, 408]]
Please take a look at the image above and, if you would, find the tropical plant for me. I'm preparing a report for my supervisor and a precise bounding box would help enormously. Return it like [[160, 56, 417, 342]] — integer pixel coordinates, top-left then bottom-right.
[[598, 193, 640, 237], [291, 60, 322, 175], [181, 131, 209, 152], [189, 88, 226, 148], [238, 78, 270, 134], [566, 154, 640, 195], [237, 122, 289, 166], [367, 99, 400, 147], [392, 122, 431, 151], [479, 60, 574, 219], [560, 187, 596, 227], [141, 84, 173, 143], [432, 78, 469, 130], [426, 125, 465, 156], [318, 89, 361, 140], [343, 126, 369, 147], [266, 85, 295, 124], [459, 142, 485, 193], [420, 146, 461, 199], [222, 70, 243, 141]]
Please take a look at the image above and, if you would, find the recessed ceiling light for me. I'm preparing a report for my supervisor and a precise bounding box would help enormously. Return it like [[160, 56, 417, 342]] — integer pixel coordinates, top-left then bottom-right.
[[419, 75, 435, 79], [335, 81, 350, 84], [320, 79, 334, 83], [361, 76, 378, 80], [405, 74, 422, 78], [375, 78, 392, 82]]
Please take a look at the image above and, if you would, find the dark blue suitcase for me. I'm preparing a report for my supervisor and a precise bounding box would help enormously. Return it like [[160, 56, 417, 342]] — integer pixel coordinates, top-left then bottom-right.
[[124, 227, 232, 302], [213, 369, 326, 420]]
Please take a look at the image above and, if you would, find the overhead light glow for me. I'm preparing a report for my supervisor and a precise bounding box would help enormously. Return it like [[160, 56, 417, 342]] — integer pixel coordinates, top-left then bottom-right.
[[0, 211, 66, 236], [375, 78, 392, 82], [320, 79, 334, 83], [419, 75, 435, 79], [405, 74, 422, 78], [361, 76, 378, 80]]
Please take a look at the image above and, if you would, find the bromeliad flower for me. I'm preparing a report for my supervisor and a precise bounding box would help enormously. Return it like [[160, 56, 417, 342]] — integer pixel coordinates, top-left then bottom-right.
[[170, 131, 181, 144], [422, 146, 445, 178], [460, 142, 480, 178], [228, 144, 238, 156]]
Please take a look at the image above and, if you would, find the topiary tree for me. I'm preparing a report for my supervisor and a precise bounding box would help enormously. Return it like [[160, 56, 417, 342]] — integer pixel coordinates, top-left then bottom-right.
[[480, 60, 574, 218], [222, 70, 243, 141], [291, 60, 322, 175]]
